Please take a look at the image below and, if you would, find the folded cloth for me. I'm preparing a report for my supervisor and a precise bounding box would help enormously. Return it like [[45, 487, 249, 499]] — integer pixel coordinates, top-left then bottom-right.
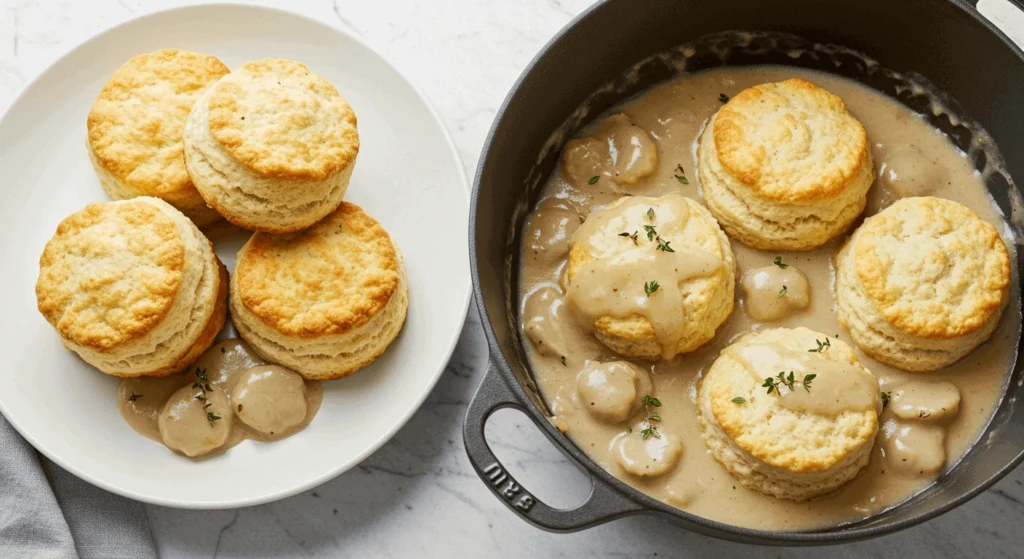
[[0, 415, 157, 559]]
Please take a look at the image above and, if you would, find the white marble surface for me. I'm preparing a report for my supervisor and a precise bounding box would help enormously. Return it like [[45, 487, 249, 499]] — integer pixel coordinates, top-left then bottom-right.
[[3, 0, 1024, 556]]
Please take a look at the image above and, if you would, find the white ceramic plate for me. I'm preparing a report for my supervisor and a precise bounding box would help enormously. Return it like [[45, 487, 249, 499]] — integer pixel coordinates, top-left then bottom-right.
[[0, 4, 470, 508]]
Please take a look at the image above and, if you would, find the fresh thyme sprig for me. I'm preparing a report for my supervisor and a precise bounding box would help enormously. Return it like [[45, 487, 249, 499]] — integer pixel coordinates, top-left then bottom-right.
[[881, 391, 891, 408], [778, 285, 788, 297], [674, 164, 690, 185], [808, 338, 831, 353], [192, 368, 221, 426], [731, 397, 747, 404], [644, 280, 660, 297], [774, 256, 788, 269], [588, 175, 600, 185], [614, 214, 676, 255], [763, 371, 817, 394], [640, 395, 662, 439]]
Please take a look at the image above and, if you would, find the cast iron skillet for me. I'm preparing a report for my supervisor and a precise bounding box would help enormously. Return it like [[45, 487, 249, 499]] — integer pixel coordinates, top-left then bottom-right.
[[464, 0, 1024, 545]]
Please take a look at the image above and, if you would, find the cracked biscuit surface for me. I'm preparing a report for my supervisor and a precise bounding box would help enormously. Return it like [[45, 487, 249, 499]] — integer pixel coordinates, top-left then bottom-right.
[[697, 78, 874, 251], [183, 58, 359, 233], [87, 49, 230, 227], [230, 202, 408, 379], [835, 196, 1010, 371]]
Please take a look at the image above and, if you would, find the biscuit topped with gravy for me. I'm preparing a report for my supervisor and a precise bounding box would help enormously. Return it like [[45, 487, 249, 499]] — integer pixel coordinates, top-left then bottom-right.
[[564, 193, 735, 360], [87, 49, 230, 227], [698, 78, 874, 250], [230, 202, 408, 379], [836, 196, 1010, 371], [184, 58, 359, 233], [36, 197, 226, 377], [698, 327, 880, 500]]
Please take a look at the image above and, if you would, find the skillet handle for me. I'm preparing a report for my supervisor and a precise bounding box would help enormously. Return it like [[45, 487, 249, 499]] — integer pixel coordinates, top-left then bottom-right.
[[462, 362, 644, 531]]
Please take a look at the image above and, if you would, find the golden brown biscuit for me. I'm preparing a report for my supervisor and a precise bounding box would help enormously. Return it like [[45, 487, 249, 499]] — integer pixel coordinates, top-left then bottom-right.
[[835, 196, 1010, 371], [697, 78, 874, 250], [698, 327, 880, 500], [36, 197, 226, 377], [183, 59, 359, 233], [86, 49, 230, 227], [230, 202, 408, 379]]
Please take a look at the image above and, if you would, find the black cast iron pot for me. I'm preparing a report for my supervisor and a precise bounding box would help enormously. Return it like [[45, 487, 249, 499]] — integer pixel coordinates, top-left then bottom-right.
[[464, 0, 1024, 545]]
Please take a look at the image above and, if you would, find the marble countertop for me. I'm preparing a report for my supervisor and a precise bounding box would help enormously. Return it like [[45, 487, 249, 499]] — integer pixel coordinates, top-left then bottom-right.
[[3, 0, 1024, 556]]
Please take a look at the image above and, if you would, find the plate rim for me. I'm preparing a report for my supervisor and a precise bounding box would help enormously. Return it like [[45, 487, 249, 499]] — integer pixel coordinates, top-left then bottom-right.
[[0, 2, 472, 509]]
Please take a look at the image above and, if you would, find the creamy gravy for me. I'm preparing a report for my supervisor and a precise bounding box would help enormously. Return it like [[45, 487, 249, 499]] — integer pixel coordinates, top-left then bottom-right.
[[517, 66, 1020, 530], [118, 339, 322, 458]]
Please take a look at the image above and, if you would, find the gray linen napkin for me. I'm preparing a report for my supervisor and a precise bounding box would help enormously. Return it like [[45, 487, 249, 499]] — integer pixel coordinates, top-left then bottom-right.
[[0, 415, 158, 559]]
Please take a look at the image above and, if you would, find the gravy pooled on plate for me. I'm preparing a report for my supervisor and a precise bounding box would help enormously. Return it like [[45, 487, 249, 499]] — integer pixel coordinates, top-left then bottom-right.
[[118, 339, 322, 458], [517, 66, 1019, 530]]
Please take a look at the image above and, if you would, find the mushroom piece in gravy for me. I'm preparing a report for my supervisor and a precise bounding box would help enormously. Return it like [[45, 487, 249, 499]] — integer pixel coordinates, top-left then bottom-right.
[[524, 197, 581, 264], [740, 262, 811, 321], [890, 381, 961, 422], [878, 381, 962, 478], [613, 431, 684, 478], [562, 113, 659, 187], [522, 285, 571, 359], [576, 361, 653, 424], [882, 420, 948, 478], [232, 365, 309, 436], [158, 383, 232, 458]]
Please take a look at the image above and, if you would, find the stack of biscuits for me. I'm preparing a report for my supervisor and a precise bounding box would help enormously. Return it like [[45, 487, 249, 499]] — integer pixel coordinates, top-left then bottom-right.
[[36, 49, 408, 380]]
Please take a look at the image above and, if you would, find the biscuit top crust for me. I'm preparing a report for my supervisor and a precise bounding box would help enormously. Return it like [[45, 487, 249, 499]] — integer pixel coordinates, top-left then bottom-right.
[[87, 49, 230, 198], [707, 328, 878, 473], [236, 202, 399, 338], [712, 78, 870, 202], [36, 200, 185, 350], [853, 196, 1010, 339], [208, 58, 359, 181]]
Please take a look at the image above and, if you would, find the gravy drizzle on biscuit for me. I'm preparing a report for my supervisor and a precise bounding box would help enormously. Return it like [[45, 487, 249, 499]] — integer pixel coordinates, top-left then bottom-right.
[[724, 342, 881, 416], [565, 194, 732, 360]]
